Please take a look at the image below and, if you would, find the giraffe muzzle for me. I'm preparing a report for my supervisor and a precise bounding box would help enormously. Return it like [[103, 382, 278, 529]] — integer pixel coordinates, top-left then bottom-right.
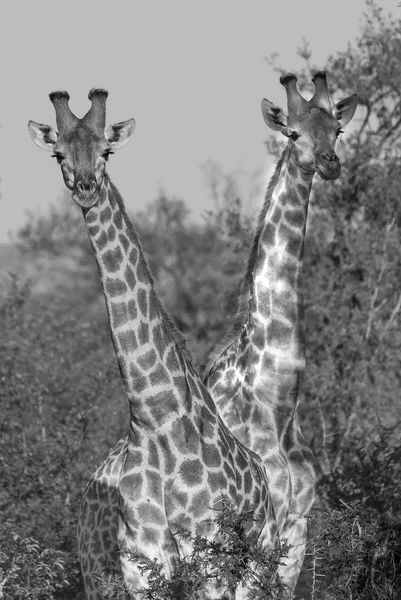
[[316, 152, 341, 181], [72, 180, 99, 208]]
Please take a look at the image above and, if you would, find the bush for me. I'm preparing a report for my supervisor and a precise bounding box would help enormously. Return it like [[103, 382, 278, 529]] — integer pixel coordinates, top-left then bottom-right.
[[0, 533, 77, 600], [0, 276, 126, 599], [322, 437, 401, 516], [309, 504, 401, 600]]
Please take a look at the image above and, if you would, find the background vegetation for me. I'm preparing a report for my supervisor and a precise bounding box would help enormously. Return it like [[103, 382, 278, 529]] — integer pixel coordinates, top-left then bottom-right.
[[1, 2, 400, 597]]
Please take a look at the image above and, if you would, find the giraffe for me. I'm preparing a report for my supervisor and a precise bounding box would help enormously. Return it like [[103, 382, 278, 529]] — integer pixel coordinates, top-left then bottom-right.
[[28, 90, 279, 600], [203, 71, 358, 592]]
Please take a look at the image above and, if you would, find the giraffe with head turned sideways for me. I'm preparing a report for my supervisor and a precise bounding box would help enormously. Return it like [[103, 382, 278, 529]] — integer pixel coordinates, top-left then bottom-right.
[[28, 90, 279, 600], [203, 71, 358, 592]]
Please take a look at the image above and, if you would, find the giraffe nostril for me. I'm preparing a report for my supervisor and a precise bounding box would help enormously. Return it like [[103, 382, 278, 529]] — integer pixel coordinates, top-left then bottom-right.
[[321, 151, 338, 165], [317, 152, 341, 180], [76, 180, 97, 195]]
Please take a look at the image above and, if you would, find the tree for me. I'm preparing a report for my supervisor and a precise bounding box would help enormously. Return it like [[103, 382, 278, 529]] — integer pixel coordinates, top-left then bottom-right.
[[136, 187, 253, 370]]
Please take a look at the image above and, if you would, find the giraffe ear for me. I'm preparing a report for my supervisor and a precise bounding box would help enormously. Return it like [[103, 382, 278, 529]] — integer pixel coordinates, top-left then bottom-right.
[[28, 121, 58, 152], [261, 99, 288, 133], [105, 118, 136, 150], [332, 94, 358, 127]]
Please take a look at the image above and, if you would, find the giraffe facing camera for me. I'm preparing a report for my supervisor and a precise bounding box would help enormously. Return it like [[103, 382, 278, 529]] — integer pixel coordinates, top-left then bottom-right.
[[28, 89, 135, 208], [28, 89, 280, 600]]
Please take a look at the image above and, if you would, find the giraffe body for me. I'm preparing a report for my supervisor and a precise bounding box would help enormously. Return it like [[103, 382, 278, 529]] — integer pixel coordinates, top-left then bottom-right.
[[204, 72, 358, 591], [204, 153, 317, 590], [29, 93, 278, 600], [80, 177, 275, 599]]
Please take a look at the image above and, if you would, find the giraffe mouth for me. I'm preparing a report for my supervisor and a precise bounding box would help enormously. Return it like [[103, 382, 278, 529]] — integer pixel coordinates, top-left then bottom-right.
[[316, 151, 341, 180], [316, 163, 341, 181], [71, 189, 99, 208]]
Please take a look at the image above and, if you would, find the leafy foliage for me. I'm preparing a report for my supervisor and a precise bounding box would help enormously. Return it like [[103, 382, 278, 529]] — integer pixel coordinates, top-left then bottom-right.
[[0, 533, 75, 600], [135, 190, 253, 370], [323, 437, 401, 515], [0, 277, 125, 599]]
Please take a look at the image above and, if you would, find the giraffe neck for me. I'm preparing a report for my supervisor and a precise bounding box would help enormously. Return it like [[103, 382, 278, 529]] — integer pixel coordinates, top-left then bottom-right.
[[250, 146, 314, 379], [214, 146, 315, 423], [83, 176, 189, 433]]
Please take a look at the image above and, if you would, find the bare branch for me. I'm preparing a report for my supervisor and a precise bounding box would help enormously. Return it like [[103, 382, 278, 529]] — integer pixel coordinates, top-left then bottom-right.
[[379, 292, 401, 343], [364, 216, 396, 341], [314, 396, 331, 476], [356, 104, 372, 144]]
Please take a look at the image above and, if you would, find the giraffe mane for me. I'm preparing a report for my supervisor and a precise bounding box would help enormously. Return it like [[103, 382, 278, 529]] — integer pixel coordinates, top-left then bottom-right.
[[203, 149, 286, 379], [108, 180, 193, 362]]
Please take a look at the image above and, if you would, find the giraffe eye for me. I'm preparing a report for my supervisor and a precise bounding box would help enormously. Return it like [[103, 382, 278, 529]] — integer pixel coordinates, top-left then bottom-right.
[[289, 132, 300, 142], [51, 153, 64, 164], [102, 150, 114, 161]]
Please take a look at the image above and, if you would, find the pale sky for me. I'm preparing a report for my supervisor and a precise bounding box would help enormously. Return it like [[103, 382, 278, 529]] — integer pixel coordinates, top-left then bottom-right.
[[0, 0, 397, 243]]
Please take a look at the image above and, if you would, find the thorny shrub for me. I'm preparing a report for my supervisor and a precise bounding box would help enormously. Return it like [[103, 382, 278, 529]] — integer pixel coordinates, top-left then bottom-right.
[[309, 503, 401, 600]]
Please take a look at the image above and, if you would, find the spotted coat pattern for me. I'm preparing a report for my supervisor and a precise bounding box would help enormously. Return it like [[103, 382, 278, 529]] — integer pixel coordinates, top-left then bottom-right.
[[77, 178, 278, 600], [203, 149, 321, 593]]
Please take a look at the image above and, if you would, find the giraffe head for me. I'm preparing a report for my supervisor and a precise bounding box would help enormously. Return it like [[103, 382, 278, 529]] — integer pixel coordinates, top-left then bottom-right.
[[261, 72, 358, 180], [28, 89, 135, 207]]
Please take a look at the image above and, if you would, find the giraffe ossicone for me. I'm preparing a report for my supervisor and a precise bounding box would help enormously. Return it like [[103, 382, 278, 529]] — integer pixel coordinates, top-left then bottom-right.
[[28, 90, 280, 600], [204, 71, 358, 592]]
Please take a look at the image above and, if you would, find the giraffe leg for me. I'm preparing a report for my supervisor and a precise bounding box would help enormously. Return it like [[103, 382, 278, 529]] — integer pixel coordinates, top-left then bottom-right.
[[77, 439, 126, 600], [277, 515, 308, 595], [78, 482, 121, 599]]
